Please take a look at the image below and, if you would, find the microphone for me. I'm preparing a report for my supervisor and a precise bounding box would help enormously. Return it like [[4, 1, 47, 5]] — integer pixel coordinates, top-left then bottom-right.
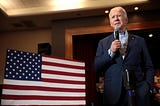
[[114, 27, 120, 54], [123, 69, 135, 90], [114, 27, 119, 40]]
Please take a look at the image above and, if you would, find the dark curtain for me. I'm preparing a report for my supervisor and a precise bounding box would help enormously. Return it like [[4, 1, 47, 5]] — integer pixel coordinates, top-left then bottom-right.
[[73, 34, 107, 106], [73, 35, 97, 106]]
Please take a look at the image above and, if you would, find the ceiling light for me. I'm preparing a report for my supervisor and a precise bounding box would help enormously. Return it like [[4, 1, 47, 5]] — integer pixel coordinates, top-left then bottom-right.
[[52, 0, 85, 10], [149, 34, 153, 37], [105, 10, 109, 14], [134, 7, 139, 11]]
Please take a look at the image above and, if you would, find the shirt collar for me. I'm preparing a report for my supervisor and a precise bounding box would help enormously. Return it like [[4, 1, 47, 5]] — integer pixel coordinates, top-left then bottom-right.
[[119, 30, 128, 39]]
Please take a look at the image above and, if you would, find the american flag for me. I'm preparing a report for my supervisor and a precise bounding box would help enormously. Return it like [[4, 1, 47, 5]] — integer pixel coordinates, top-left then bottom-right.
[[1, 49, 86, 106]]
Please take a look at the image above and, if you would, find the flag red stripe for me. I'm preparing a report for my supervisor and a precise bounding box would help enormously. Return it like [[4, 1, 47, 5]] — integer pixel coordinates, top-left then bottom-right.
[[42, 78, 85, 84], [3, 84, 85, 92], [42, 61, 85, 69], [2, 95, 86, 100], [42, 70, 85, 77]]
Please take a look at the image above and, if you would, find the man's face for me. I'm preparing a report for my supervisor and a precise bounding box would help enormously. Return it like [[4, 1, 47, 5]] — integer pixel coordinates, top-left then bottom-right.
[[109, 8, 128, 30]]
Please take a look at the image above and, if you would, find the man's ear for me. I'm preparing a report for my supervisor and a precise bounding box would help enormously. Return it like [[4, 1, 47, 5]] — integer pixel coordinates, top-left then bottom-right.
[[125, 18, 128, 24]]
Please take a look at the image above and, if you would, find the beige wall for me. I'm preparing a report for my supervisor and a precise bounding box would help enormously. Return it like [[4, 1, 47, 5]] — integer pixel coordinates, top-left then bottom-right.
[[51, 16, 108, 58], [0, 29, 52, 84]]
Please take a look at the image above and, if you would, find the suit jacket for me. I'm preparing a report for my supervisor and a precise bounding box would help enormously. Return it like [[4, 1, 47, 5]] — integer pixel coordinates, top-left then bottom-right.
[[94, 33, 155, 105]]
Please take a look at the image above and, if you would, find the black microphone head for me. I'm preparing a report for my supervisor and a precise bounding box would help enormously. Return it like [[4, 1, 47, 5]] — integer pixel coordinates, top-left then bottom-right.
[[114, 27, 119, 40]]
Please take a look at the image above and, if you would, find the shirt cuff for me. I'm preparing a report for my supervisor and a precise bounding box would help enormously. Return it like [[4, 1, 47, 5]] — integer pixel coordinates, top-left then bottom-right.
[[108, 49, 115, 58]]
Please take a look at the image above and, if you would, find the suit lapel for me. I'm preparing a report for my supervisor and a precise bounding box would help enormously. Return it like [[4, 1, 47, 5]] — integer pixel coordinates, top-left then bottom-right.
[[123, 33, 135, 60]]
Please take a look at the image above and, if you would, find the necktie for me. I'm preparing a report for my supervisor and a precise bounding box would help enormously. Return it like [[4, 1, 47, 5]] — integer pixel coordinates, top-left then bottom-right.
[[119, 33, 128, 57]]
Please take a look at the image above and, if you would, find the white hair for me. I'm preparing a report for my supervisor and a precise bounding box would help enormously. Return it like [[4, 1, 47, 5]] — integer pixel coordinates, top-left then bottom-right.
[[109, 6, 128, 18]]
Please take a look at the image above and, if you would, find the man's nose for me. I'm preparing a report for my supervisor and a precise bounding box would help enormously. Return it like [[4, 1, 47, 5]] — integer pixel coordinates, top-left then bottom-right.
[[115, 16, 119, 20]]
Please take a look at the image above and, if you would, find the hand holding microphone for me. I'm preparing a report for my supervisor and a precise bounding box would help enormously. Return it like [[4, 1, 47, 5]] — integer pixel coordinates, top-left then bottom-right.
[[109, 27, 121, 53]]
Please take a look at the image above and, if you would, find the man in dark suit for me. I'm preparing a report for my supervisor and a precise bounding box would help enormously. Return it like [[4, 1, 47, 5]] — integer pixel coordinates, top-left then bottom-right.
[[94, 6, 155, 106]]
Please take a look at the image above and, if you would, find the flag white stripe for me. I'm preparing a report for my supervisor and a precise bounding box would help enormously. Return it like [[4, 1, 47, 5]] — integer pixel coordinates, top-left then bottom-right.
[[42, 73, 85, 81], [4, 79, 85, 89], [1, 100, 86, 105], [42, 65, 85, 74], [3, 89, 85, 97], [42, 56, 85, 67]]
